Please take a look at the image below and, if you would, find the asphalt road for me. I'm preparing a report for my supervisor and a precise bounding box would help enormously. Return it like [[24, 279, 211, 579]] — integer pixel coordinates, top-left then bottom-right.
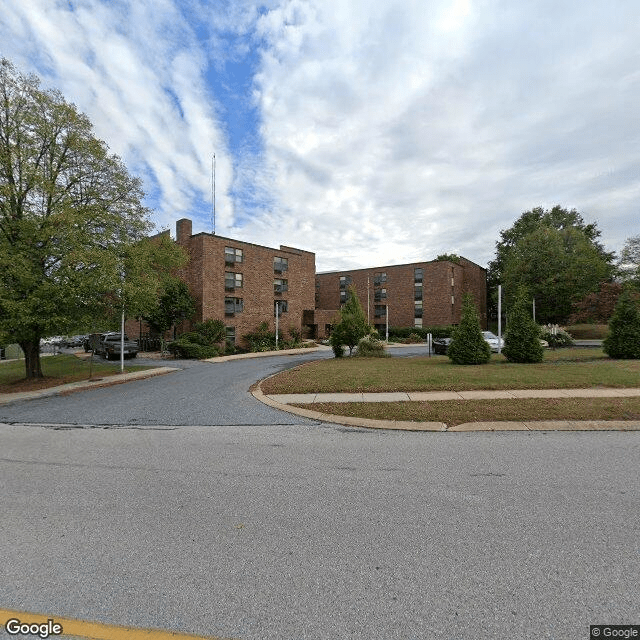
[[0, 351, 332, 426], [1, 348, 638, 639]]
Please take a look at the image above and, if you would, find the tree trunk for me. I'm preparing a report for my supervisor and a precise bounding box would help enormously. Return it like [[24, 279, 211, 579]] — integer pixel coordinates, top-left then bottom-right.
[[19, 340, 43, 379]]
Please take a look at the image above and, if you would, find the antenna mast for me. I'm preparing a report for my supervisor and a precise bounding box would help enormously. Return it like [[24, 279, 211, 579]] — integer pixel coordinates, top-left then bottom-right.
[[211, 153, 216, 234]]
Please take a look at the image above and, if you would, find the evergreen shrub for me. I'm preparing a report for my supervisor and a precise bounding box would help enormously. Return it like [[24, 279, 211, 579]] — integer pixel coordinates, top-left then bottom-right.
[[447, 294, 491, 365], [503, 289, 544, 363], [603, 289, 640, 359]]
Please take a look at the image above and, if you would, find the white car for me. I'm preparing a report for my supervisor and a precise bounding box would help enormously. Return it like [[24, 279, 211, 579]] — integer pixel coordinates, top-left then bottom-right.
[[482, 331, 504, 352]]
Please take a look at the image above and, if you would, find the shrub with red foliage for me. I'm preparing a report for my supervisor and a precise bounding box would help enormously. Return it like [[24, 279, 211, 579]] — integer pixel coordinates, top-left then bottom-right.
[[568, 282, 623, 324]]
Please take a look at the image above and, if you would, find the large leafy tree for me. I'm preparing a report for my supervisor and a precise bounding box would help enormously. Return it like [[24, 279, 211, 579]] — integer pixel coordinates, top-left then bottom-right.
[[0, 59, 185, 378], [488, 206, 615, 324], [618, 234, 640, 284], [143, 278, 196, 337]]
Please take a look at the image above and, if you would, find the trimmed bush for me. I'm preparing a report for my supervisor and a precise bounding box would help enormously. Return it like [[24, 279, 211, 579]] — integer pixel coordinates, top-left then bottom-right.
[[503, 289, 544, 363], [540, 325, 574, 348], [168, 339, 218, 359], [447, 294, 491, 365], [244, 322, 277, 352], [387, 326, 452, 341], [355, 335, 389, 357], [330, 287, 371, 355], [168, 318, 225, 359], [331, 342, 345, 358], [603, 289, 640, 359]]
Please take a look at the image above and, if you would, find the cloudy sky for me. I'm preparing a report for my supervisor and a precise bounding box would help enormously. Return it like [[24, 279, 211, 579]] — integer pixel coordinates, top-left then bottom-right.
[[1, 0, 639, 271]]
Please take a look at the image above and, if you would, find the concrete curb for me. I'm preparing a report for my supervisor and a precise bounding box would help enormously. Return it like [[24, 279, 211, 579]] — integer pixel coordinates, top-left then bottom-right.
[[204, 345, 330, 363], [0, 367, 180, 406], [251, 385, 447, 431], [252, 381, 640, 433]]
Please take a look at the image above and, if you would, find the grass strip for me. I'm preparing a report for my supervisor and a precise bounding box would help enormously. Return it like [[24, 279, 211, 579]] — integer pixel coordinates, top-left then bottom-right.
[[293, 397, 640, 427], [262, 349, 640, 394], [0, 354, 149, 393]]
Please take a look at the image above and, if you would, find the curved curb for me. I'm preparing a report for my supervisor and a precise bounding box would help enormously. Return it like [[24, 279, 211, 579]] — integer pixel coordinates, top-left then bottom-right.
[[0, 366, 180, 406], [204, 345, 330, 363], [251, 380, 640, 433], [252, 382, 447, 431]]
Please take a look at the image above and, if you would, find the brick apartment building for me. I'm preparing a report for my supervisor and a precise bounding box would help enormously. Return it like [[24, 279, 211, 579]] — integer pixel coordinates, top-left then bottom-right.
[[314, 258, 487, 336], [127, 218, 487, 346], [174, 218, 316, 344]]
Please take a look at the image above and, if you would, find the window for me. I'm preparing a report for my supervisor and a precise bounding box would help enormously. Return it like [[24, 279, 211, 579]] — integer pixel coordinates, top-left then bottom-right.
[[415, 300, 423, 318], [414, 283, 423, 300], [374, 304, 386, 318], [414, 318, 423, 328], [225, 272, 243, 290], [225, 326, 236, 344], [340, 290, 350, 304], [224, 297, 243, 315], [414, 268, 423, 283], [225, 246, 243, 264], [275, 300, 288, 315], [274, 278, 288, 294], [373, 272, 387, 286], [374, 288, 387, 302], [273, 257, 289, 272], [339, 275, 352, 290]]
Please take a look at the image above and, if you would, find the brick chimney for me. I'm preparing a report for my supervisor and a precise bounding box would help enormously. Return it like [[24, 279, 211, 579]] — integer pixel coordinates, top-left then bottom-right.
[[176, 218, 192, 244]]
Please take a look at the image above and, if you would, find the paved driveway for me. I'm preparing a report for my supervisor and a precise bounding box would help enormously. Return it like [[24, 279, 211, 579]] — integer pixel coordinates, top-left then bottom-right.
[[0, 351, 332, 426]]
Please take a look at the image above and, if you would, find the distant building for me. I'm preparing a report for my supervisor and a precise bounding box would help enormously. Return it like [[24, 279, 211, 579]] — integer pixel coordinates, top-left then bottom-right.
[[314, 258, 487, 335], [175, 218, 316, 345], [127, 218, 487, 346]]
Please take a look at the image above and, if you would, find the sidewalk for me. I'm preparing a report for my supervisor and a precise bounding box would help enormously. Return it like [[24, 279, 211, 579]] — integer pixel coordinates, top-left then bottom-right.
[[253, 385, 640, 432]]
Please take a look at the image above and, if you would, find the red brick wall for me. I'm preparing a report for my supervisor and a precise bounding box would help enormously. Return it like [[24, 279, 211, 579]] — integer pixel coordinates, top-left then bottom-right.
[[316, 259, 487, 329], [176, 220, 316, 345]]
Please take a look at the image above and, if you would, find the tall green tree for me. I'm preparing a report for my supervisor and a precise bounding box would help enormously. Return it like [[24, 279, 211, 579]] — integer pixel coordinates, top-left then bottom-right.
[[0, 59, 185, 378], [143, 278, 196, 337], [488, 206, 615, 324], [502, 286, 544, 363], [618, 234, 640, 284], [330, 286, 371, 356], [447, 293, 491, 365]]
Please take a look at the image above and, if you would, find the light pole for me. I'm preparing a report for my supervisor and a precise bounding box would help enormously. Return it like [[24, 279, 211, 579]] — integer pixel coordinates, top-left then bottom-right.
[[385, 304, 389, 342], [275, 301, 280, 349], [498, 284, 502, 355]]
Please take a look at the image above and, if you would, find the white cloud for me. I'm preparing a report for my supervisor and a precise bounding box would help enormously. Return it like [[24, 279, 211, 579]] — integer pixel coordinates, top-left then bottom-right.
[[1, 0, 639, 270], [0, 0, 234, 232]]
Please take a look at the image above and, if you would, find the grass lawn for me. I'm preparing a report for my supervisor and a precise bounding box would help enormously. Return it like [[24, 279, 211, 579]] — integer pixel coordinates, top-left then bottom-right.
[[295, 397, 640, 427], [0, 354, 149, 393], [260, 348, 640, 394]]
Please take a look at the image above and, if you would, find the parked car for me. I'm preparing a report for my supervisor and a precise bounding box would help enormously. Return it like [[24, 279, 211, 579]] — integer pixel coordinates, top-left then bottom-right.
[[482, 331, 504, 352], [100, 333, 139, 360], [433, 332, 505, 355]]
